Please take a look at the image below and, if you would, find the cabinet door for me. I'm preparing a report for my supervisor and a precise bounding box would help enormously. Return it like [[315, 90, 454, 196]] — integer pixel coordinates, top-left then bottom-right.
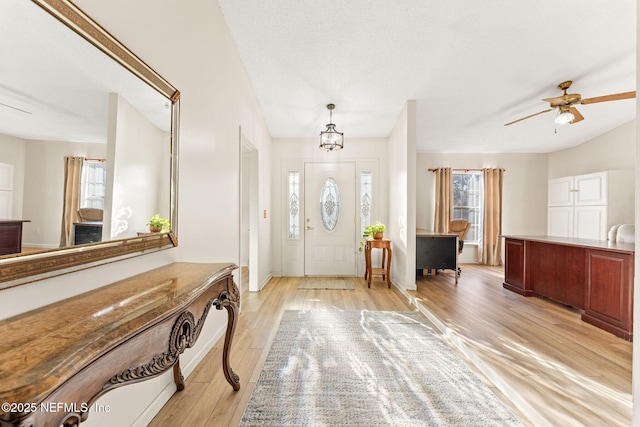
[[575, 171, 607, 206], [575, 205, 607, 240], [548, 176, 574, 206], [504, 238, 526, 292], [548, 206, 573, 237], [584, 249, 633, 339]]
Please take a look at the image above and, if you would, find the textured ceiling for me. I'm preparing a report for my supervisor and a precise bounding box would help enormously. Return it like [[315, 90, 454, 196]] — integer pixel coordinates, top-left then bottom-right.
[[218, 0, 636, 153]]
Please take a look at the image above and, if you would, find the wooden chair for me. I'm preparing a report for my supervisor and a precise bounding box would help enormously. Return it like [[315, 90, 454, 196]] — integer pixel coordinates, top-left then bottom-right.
[[77, 208, 103, 222], [448, 219, 470, 275]]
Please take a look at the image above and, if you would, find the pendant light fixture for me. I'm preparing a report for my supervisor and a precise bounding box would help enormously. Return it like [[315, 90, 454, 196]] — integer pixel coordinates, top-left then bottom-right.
[[319, 103, 344, 151]]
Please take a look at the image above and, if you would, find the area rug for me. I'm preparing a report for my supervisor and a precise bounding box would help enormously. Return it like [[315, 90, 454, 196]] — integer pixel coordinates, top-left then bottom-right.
[[297, 277, 355, 290], [240, 310, 523, 426]]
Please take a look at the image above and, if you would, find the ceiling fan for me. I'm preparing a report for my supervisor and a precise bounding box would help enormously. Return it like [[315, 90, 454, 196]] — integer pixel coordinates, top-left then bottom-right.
[[504, 80, 635, 126]]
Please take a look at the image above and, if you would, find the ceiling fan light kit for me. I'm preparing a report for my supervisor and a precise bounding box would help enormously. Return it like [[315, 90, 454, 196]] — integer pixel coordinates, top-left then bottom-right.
[[319, 103, 344, 151], [504, 80, 636, 127], [554, 106, 575, 125]]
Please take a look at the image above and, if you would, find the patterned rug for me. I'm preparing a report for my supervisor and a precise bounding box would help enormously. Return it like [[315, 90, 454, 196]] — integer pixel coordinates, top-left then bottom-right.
[[297, 277, 355, 290], [240, 310, 523, 426]]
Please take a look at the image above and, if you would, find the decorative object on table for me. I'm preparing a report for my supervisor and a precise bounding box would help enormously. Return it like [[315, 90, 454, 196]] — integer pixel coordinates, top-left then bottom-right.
[[359, 221, 386, 252], [148, 214, 170, 233], [240, 310, 523, 426]]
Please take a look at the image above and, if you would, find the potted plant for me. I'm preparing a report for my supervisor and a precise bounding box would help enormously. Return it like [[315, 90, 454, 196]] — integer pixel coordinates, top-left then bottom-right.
[[148, 214, 170, 233], [359, 221, 386, 251]]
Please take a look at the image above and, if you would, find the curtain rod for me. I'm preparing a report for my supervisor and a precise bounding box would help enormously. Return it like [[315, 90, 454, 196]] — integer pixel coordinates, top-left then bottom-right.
[[85, 158, 106, 162], [427, 168, 505, 172]]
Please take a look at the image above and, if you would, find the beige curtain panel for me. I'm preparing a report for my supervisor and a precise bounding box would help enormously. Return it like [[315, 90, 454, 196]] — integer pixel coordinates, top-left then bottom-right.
[[481, 168, 504, 266], [433, 167, 452, 233], [60, 156, 84, 247]]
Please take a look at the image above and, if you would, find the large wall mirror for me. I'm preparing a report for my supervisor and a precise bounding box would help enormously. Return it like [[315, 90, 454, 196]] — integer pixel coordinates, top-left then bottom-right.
[[0, 0, 180, 290]]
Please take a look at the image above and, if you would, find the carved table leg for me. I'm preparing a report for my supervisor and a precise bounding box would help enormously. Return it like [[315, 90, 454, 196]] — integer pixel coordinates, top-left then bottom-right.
[[173, 359, 185, 391], [222, 299, 241, 390]]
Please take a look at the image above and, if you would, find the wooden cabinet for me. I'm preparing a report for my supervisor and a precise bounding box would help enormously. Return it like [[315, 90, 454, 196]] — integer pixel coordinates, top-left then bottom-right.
[[502, 235, 634, 340], [584, 250, 634, 340], [0, 220, 30, 255], [547, 171, 633, 240], [526, 241, 585, 309], [503, 238, 527, 294]]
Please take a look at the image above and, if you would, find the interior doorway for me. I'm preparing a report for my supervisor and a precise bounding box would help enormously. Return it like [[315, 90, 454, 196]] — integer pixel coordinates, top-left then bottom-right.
[[239, 129, 259, 292]]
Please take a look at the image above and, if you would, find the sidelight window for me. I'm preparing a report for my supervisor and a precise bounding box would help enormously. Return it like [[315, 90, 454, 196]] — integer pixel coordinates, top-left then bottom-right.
[[359, 171, 372, 236], [288, 171, 300, 239]]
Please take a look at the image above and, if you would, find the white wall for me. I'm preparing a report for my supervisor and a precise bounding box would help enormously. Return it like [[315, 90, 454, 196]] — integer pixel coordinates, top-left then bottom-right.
[[0, 134, 26, 220], [387, 101, 416, 290], [1, 0, 273, 426], [416, 153, 548, 262], [548, 120, 635, 178], [633, 6, 640, 424], [105, 94, 170, 239], [22, 140, 106, 248]]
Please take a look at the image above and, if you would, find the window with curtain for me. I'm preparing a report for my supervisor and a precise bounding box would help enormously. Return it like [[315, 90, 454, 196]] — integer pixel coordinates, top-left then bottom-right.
[[452, 171, 483, 244], [80, 159, 106, 209]]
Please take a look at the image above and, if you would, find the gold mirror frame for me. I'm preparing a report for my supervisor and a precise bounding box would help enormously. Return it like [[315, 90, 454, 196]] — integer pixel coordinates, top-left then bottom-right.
[[0, 0, 180, 290]]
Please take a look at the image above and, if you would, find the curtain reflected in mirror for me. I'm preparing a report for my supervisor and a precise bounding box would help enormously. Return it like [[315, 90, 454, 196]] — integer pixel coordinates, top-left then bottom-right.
[[60, 156, 83, 247]]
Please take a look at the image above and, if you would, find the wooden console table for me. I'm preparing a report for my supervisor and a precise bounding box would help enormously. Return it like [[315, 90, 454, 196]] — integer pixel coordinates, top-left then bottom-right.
[[502, 235, 634, 340], [364, 238, 392, 288], [0, 262, 240, 427]]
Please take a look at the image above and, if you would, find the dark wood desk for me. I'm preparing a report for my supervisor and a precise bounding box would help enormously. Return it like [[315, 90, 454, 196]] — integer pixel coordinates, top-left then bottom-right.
[[0, 262, 240, 426], [502, 235, 634, 340], [416, 230, 459, 284], [0, 220, 30, 255], [73, 221, 103, 245], [364, 238, 392, 288]]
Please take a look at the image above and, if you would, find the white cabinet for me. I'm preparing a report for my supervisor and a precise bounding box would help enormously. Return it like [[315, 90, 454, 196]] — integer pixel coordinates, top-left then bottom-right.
[[548, 176, 574, 206], [574, 172, 607, 206], [548, 206, 573, 237], [547, 171, 633, 240]]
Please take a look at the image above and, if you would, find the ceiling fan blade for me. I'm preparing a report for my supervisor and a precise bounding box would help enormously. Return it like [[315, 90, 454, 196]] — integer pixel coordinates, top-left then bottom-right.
[[504, 109, 552, 126], [581, 91, 636, 104], [569, 107, 584, 124]]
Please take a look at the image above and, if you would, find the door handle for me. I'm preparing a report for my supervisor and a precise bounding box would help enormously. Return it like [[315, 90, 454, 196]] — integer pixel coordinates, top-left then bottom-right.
[[305, 226, 314, 231]]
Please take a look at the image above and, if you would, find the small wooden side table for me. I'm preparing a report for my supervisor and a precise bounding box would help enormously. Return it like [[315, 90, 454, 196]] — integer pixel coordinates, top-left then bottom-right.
[[364, 238, 392, 288]]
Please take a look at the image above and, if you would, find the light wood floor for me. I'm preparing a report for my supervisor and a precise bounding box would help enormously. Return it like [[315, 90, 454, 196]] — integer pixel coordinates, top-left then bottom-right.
[[149, 265, 632, 427]]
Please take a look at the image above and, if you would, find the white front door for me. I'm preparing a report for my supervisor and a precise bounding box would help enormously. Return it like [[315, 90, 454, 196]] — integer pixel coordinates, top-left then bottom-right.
[[304, 162, 356, 276]]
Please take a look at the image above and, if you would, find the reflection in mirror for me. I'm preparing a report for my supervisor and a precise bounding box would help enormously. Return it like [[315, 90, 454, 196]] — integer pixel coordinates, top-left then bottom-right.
[[0, 0, 179, 288]]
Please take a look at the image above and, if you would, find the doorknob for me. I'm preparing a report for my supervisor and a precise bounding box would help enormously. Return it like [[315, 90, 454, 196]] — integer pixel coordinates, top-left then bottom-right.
[[306, 225, 314, 231]]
